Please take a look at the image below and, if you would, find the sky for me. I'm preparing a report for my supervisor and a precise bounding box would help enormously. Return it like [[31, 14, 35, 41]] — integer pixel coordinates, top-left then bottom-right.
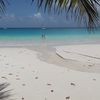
[[0, 0, 99, 28]]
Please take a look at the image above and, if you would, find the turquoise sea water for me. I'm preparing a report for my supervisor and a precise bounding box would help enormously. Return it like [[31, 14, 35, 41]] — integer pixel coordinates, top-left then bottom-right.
[[0, 28, 100, 46]]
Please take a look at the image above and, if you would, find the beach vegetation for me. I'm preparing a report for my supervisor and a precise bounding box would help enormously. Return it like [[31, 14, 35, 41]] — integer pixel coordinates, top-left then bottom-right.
[[32, 0, 100, 30], [0, 83, 11, 100]]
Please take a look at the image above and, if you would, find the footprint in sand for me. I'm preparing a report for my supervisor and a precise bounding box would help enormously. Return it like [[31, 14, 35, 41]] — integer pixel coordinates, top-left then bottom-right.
[[16, 75, 19, 77], [70, 83, 76, 86], [22, 97, 24, 100], [35, 77, 39, 79], [66, 96, 70, 100], [16, 78, 20, 80], [1, 76, 7, 80], [93, 79, 96, 81], [6, 63, 9, 65], [88, 60, 91, 61], [88, 65, 93, 67], [4, 56, 6, 58], [51, 90, 54, 93], [47, 83, 52, 86], [22, 84, 26, 86], [8, 73, 13, 76]]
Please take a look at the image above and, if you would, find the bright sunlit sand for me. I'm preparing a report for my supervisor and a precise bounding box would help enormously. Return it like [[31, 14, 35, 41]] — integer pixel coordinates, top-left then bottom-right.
[[0, 44, 100, 100]]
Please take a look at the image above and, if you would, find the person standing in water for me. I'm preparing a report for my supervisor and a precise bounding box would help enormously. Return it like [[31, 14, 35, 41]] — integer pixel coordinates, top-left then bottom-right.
[[42, 33, 46, 39]]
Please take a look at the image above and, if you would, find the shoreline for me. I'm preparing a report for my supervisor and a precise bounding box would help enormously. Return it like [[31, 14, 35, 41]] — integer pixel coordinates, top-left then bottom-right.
[[0, 39, 100, 47], [0, 43, 100, 73], [28, 44, 100, 73]]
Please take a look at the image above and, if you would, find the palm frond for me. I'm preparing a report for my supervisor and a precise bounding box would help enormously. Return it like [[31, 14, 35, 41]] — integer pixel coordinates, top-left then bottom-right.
[[0, 0, 7, 13], [32, 0, 100, 29], [0, 83, 11, 100]]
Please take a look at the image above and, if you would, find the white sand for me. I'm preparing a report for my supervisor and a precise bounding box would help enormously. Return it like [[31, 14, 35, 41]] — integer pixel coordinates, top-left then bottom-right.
[[0, 45, 100, 100], [56, 44, 100, 64]]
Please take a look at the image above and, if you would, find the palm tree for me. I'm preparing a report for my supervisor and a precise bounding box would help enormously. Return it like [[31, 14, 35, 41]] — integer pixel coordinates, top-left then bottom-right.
[[0, 0, 99, 29], [32, 0, 100, 29], [0, 83, 11, 100], [0, 0, 7, 13]]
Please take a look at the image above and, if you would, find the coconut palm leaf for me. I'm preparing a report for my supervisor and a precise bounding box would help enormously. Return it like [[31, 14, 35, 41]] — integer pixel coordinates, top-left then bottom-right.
[[0, 0, 7, 13], [0, 83, 11, 100], [32, 0, 100, 29]]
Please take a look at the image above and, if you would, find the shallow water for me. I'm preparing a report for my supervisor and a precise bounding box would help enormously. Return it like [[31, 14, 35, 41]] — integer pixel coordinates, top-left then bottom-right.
[[0, 28, 100, 46]]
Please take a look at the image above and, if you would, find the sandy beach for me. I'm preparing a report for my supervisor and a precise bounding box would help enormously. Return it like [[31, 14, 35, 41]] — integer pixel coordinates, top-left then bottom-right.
[[0, 44, 100, 100]]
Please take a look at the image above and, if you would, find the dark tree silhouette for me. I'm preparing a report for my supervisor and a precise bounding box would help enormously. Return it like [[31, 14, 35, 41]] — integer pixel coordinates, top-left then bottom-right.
[[0, 0, 7, 13], [0, 0, 100, 29], [0, 83, 11, 100], [32, 0, 100, 29]]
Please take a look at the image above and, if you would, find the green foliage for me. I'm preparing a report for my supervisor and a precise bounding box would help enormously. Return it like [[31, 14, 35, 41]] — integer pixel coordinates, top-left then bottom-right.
[[32, 0, 100, 29], [0, 0, 7, 13], [0, 0, 100, 29], [0, 83, 11, 100]]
